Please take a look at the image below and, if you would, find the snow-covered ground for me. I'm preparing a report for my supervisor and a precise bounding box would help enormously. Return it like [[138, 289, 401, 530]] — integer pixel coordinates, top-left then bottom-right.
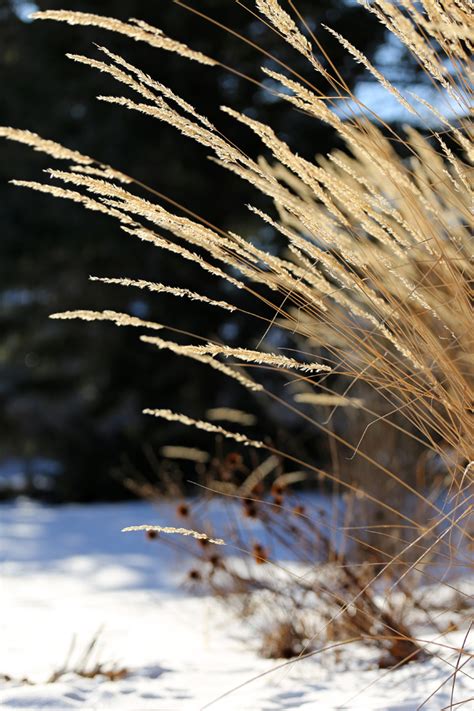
[[0, 498, 471, 710]]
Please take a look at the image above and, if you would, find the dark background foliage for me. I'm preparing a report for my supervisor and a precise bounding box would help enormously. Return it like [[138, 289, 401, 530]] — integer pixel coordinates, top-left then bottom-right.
[[0, 0, 421, 501]]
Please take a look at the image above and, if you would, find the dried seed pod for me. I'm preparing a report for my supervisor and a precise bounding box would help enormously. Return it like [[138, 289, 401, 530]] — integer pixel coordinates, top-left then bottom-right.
[[272, 494, 284, 508], [209, 554, 223, 568], [271, 482, 285, 496], [252, 542, 269, 565], [243, 499, 258, 518], [293, 504, 306, 516], [252, 481, 265, 497], [225, 452, 243, 468], [176, 502, 190, 518]]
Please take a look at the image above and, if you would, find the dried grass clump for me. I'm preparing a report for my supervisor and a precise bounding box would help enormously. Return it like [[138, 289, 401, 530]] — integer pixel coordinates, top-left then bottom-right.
[[1, 631, 128, 686], [1, 0, 472, 698], [137, 450, 472, 671], [260, 621, 306, 660]]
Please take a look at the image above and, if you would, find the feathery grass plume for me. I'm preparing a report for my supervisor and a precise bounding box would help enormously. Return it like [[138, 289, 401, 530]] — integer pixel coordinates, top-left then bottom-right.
[[68, 164, 132, 184], [294, 393, 365, 409], [255, 0, 321, 71], [184, 343, 330, 373], [0, 127, 93, 164], [206, 408, 257, 426], [271, 470, 308, 488], [321, 24, 417, 117], [31, 11, 217, 66], [221, 106, 350, 226], [94, 95, 275, 191], [10, 181, 136, 225], [50, 310, 163, 332], [120, 225, 248, 292], [68, 48, 215, 135], [238, 455, 280, 496], [140, 335, 263, 393], [94, 45, 215, 130], [363, 0, 465, 100], [122, 524, 225, 545], [40, 169, 278, 289], [0, 128, 129, 184], [89, 276, 236, 312], [143, 408, 264, 448], [66, 53, 161, 106], [260, 66, 346, 131], [160, 446, 210, 464]]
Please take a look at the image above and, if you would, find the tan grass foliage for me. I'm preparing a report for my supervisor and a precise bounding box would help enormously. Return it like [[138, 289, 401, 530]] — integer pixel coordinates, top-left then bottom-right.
[[1, 0, 473, 686]]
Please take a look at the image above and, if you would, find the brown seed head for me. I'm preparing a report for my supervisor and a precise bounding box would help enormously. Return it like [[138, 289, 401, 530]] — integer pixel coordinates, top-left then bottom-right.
[[252, 542, 269, 564], [176, 502, 190, 518], [243, 499, 258, 518], [209, 553, 223, 568], [225, 452, 243, 468], [252, 481, 265, 497], [293, 504, 306, 516], [271, 482, 285, 496], [272, 494, 284, 508]]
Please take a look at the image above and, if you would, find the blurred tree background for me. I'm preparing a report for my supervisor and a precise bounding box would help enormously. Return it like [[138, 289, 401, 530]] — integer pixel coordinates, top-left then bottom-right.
[[0, 0, 424, 501]]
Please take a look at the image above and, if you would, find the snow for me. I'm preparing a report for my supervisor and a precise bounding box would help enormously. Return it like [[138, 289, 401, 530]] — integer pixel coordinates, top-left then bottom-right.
[[0, 498, 472, 710]]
